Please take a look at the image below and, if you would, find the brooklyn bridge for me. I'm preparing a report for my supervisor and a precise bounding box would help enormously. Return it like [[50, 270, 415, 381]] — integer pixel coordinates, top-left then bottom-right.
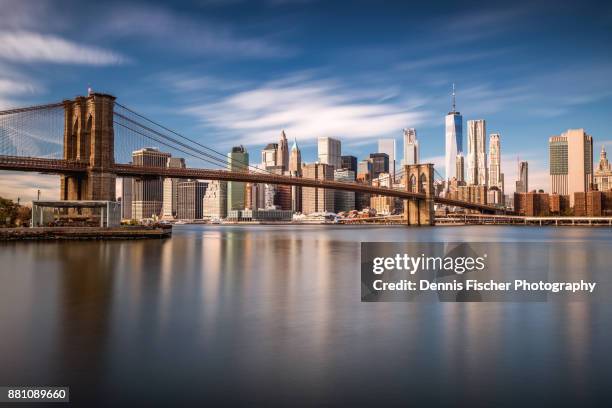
[[0, 93, 507, 225]]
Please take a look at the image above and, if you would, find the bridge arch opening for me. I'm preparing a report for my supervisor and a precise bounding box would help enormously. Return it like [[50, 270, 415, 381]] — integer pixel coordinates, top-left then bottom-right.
[[420, 173, 427, 193], [70, 118, 79, 160], [409, 174, 417, 193], [85, 114, 92, 162]]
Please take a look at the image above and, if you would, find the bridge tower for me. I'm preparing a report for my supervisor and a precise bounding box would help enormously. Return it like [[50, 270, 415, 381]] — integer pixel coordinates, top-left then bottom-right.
[[402, 163, 435, 226], [60, 93, 116, 201]]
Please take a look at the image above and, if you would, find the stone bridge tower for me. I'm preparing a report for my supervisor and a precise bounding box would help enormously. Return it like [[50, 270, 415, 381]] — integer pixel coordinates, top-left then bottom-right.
[[60, 93, 116, 201], [402, 163, 435, 226]]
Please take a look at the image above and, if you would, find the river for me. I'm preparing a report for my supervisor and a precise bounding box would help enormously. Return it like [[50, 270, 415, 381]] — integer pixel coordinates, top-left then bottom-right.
[[0, 225, 611, 406]]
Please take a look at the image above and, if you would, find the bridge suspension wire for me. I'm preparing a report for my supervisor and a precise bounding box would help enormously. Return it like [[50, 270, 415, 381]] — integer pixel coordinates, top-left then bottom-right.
[[0, 102, 64, 116], [113, 103, 416, 198], [114, 112, 238, 170], [0, 102, 64, 159], [114, 102, 282, 178], [113, 120, 237, 171]]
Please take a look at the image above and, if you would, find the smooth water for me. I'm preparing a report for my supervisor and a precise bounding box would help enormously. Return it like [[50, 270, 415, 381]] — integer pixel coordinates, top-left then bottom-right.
[[0, 225, 611, 406]]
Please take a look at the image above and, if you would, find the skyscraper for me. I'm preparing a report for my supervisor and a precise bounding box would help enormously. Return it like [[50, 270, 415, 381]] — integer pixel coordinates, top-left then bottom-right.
[[203, 180, 227, 219], [177, 180, 207, 220], [515, 161, 528, 193], [121, 177, 133, 219], [131, 148, 171, 219], [466, 119, 487, 186], [368, 153, 389, 180], [378, 138, 396, 180], [162, 157, 186, 220], [456, 154, 465, 183], [341, 155, 358, 174], [488, 133, 503, 195], [302, 163, 335, 214], [549, 129, 593, 205], [277, 130, 289, 171], [334, 168, 355, 213], [227, 145, 249, 211], [289, 138, 302, 175], [402, 128, 419, 166], [261, 143, 278, 168], [594, 146, 612, 191], [288, 138, 302, 212], [318, 137, 341, 169], [445, 84, 463, 181]]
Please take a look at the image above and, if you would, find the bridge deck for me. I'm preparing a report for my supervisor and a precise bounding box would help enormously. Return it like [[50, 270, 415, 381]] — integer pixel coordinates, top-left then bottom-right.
[[0, 155, 505, 213]]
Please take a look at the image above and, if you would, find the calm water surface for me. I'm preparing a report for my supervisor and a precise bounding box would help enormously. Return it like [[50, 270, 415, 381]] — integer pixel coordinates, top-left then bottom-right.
[[0, 225, 611, 406]]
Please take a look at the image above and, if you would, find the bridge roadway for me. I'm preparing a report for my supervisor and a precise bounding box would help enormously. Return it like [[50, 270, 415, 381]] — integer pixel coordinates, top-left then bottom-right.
[[0, 155, 505, 213]]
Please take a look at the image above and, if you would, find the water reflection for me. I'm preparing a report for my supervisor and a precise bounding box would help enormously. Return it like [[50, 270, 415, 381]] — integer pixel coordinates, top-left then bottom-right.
[[0, 225, 611, 405]]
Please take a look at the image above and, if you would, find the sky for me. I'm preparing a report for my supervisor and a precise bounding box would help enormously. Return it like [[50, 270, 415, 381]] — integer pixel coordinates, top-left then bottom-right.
[[1, 0, 611, 202]]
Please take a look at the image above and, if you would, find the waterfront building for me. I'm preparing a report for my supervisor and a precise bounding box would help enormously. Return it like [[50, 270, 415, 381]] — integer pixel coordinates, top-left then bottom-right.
[[121, 177, 133, 219], [177, 180, 207, 219], [514, 191, 550, 216], [370, 195, 395, 215], [162, 157, 186, 220], [318, 137, 341, 169], [549, 129, 593, 205], [277, 130, 289, 171], [228, 208, 293, 222], [378, 138, 397, 181], [454, 184, 487, 205], [550, 193, 570, 215], [445, 84, 463, 181], [302, 163, 335, 214], [515, 161, 529, 193], [131, 148, 171, 219], [341, 155, 358, 174], [466, 119, 487, 186], [334, 168, 356, 213], [574, 190, 612, 216], [402, 128, 419, 166], [227, 145, 249, 212], [594, 146, 612, 191], [203, 180, 227, 219]]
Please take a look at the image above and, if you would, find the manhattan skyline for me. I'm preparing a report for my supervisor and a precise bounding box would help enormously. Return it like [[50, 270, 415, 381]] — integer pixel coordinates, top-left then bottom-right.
[[0, 0, 611, 201]]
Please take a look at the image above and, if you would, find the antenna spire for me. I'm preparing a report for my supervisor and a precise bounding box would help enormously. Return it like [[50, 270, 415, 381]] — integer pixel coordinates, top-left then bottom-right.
[[451, 83, 456, 112]]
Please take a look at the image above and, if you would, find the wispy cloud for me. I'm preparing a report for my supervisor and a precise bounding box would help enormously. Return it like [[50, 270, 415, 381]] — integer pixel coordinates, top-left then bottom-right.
[[0, 65, 41, 109], [0, 31, 127, 65], [0, 171, 58, 203], [157, 72, 252, 93], [104, 4, 293, 58], [436, 6, 537, 44], [394, 49, 510, 72], [182, 74, 431, 146]]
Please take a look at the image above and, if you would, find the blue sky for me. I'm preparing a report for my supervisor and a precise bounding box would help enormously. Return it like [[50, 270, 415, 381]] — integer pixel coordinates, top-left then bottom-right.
[[1, 0, 612, 201]]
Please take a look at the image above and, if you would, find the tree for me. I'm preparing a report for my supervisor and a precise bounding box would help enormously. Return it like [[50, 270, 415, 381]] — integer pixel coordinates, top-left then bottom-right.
[[0, 197, 31, 227]]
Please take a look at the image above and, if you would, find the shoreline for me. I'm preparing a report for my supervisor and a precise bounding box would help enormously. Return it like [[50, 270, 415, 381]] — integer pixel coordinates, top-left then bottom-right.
[[0, 226, 172, 241]]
